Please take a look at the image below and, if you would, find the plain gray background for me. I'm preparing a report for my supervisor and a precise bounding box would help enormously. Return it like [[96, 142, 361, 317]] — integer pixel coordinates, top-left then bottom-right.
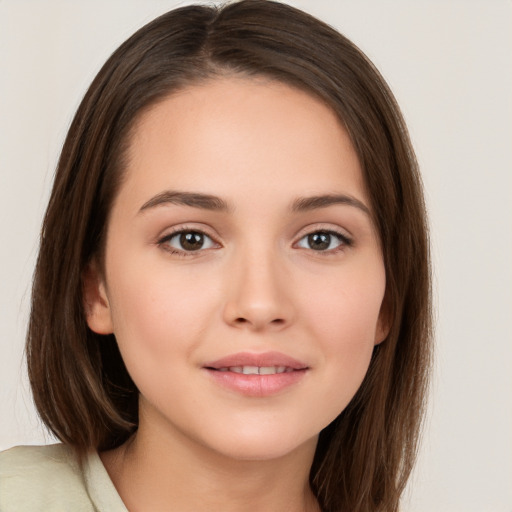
[[1, 1, 511, 510]]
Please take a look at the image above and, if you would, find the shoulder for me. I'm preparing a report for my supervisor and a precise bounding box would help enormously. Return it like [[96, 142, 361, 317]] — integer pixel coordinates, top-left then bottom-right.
[[0, 444, 95, 512]]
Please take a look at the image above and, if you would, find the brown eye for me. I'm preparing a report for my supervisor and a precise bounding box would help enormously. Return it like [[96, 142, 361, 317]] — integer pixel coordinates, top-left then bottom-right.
[[180, 232, 205, 251], [161, 230, 216, 252], [307, 232, 331, 250], [296, 230, 351, 252]]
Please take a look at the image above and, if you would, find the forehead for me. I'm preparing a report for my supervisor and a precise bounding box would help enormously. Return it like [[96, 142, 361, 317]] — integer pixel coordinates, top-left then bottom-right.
[[120, 76, 367, 211]]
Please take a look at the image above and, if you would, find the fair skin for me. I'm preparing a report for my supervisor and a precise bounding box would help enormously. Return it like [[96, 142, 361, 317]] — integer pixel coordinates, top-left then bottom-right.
[[85, 77, 387, 512]]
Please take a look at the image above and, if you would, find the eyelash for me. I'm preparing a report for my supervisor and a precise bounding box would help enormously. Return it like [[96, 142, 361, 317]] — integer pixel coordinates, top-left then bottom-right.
[[157, 227, 219, 257], [157, 227, 353, 257], [294, 229, 353, 253]]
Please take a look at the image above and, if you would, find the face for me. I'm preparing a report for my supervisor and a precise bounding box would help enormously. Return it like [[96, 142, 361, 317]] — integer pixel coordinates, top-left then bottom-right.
[[85, 77, 387, 462]]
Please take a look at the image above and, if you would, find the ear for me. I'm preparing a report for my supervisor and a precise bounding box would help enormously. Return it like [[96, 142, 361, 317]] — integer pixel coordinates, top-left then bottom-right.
[[82, 261, 114, 335], [374, 298, 391, 346]]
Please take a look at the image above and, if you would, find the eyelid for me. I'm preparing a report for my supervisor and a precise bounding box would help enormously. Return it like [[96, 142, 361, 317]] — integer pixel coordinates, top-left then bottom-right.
[[157, 223, 219, 241], [157, 224, 222, 255], [293, 223, 353, 242], [292, 224, 354, 252]]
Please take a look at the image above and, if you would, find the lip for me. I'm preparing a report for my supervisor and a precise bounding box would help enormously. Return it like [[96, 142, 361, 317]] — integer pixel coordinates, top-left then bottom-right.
[[204, 351, 308, 370], [203, 351, 309, 397]]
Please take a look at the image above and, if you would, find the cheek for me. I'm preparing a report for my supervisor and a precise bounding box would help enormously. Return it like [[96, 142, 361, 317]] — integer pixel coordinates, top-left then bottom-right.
[[105, 259, 219, 369], [299, 263, 385, 406], [303, 263, 385, 343]]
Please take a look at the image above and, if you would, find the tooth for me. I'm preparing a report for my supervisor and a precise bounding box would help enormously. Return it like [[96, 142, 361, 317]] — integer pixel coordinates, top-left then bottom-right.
[[225, 365, 294, 375], [242, 366, 259, 375]]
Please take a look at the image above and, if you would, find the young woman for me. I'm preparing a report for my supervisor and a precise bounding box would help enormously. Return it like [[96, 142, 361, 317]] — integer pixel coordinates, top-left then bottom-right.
[[0, 1, 432, 511]]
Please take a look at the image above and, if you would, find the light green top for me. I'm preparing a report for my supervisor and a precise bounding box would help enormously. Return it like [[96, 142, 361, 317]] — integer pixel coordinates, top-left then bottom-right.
[[0, 444, 128, 512]]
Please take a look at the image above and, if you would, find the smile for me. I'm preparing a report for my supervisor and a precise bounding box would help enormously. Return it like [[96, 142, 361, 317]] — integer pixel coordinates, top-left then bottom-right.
[[203, 352, 309, 396], [216, 366, 295, 375]]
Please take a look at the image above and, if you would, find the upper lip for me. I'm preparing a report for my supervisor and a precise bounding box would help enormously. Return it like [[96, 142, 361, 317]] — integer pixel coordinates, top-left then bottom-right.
[[204, 351, 309, 370]]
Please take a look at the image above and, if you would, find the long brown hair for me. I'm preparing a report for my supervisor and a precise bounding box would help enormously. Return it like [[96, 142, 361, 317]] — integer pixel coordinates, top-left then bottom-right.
[[27, 2, 432, 510]]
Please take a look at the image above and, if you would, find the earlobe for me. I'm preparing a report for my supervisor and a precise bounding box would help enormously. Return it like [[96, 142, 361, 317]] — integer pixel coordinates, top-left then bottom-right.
[[374, 319, 390, 346], [374, 301, 391, 346], [82, 261, 114, 335]]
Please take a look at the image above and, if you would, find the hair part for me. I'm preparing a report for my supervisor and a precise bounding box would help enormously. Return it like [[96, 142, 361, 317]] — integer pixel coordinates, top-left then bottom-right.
[[27, 2, 432, 510]]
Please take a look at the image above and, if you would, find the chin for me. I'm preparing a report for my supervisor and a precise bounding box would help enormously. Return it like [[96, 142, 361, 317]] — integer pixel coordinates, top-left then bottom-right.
[[198, 426, 319, 463]]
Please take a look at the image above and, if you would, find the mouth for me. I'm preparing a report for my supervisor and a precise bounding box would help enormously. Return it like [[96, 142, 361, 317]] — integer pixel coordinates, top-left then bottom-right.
[[204, 351, 308, 371], [203, 352, 309, 396], [210, 365, 297, 375]]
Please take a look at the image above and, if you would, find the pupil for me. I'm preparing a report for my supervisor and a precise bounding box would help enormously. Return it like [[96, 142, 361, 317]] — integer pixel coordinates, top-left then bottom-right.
[[308, 232, 330, 250], [180, 232, 203, 251]]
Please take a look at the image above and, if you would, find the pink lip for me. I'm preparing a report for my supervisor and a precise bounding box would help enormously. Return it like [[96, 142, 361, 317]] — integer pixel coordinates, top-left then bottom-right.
[[203, 351, 309, 397], [204, 351, 308, 370]]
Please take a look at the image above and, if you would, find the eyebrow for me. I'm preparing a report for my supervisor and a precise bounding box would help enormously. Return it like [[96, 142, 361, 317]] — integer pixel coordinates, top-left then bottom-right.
[[139, 191, 230, 213], [291, 194, 371, 216], [139, 190, 370, 216]]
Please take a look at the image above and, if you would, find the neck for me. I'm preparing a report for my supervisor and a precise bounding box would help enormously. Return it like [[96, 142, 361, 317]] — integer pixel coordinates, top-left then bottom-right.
[[101, 418, 320, 512]]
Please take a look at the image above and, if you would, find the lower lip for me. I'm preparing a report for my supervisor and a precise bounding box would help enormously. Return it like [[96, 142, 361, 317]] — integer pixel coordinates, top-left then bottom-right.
[[205, 369, 307, 397]]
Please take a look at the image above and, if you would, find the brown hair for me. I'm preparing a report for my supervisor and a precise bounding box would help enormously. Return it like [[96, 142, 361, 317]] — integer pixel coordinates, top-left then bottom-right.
[[27, 1, 432, 510]]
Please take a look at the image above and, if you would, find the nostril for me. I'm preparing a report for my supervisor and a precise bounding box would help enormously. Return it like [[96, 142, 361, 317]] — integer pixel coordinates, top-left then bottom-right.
[[233, 317, 285, 327]]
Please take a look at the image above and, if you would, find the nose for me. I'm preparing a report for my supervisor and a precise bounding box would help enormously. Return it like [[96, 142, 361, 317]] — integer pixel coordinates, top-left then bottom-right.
[[222, 249, 294, 332]]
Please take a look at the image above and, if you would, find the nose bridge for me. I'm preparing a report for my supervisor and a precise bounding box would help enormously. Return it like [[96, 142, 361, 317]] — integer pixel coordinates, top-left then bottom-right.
[[223, 239, 292, 330]]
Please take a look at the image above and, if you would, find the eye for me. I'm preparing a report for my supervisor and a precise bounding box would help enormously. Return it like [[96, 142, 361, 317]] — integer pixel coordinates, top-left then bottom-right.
[[160, 230, 217, 253], [296, 230, 351, 252]]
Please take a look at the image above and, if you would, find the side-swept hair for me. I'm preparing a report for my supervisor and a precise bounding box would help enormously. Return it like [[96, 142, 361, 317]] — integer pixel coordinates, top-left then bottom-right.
[[27, 2, 432, 510]]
